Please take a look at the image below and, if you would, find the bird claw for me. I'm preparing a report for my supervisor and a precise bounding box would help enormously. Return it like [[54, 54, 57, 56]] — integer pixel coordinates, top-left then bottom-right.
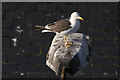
[[65, 44, 71, 48], [65, 41, 73, 48], [67, 41, 73, 44]]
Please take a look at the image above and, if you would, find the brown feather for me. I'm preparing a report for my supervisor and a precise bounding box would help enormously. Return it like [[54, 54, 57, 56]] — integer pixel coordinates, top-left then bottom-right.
[[47, 19, 72, 33]]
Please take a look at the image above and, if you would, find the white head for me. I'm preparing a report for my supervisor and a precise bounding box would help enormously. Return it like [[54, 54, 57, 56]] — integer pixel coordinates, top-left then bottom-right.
[[70, 12, 83, 20]]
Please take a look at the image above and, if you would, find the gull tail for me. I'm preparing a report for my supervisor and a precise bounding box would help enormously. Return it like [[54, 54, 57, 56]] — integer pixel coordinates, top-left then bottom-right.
[[35, 25, 45, 30], [41, 30, 52, 33], [35, 25, 52, 33]]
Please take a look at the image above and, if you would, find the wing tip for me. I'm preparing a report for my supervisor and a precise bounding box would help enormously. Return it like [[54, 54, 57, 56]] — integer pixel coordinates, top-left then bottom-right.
[[41, 30, 52, 33]]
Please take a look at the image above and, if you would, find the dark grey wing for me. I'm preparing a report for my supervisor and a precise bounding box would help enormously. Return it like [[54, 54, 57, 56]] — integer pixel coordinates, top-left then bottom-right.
[[47, 19, 72, 33]]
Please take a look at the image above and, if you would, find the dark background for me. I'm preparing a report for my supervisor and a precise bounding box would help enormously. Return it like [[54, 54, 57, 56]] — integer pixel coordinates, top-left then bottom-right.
[[2, 2, 119, 79]]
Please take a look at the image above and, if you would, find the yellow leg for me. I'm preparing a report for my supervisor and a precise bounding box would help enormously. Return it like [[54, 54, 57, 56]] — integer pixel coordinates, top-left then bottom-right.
[[64, 35, 73, 48], [66, 35, 73, 44], [64, 36, 69, 48]]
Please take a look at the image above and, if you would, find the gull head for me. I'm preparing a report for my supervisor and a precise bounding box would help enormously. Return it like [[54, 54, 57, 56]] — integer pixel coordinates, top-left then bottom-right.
[[70, 12, 83, 20]]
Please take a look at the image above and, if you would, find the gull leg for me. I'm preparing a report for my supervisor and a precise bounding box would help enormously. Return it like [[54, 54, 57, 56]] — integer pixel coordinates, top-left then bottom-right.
[[64, 36, 70, 48], [66, 35, 73, 45]]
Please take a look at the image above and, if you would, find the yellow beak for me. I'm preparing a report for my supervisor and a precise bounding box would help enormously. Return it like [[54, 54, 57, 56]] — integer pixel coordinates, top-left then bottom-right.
[[77, 17, 83, 20]]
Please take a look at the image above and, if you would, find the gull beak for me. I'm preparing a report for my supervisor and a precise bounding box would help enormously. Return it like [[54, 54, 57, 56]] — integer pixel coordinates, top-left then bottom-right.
[[77, 17, 83, 20]]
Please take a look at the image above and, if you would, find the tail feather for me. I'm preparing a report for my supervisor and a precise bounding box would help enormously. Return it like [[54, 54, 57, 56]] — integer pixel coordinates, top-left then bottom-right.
[[35, 25, 45, 29], [41, 30, 52, 33], [35, 25, 53, 33]]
